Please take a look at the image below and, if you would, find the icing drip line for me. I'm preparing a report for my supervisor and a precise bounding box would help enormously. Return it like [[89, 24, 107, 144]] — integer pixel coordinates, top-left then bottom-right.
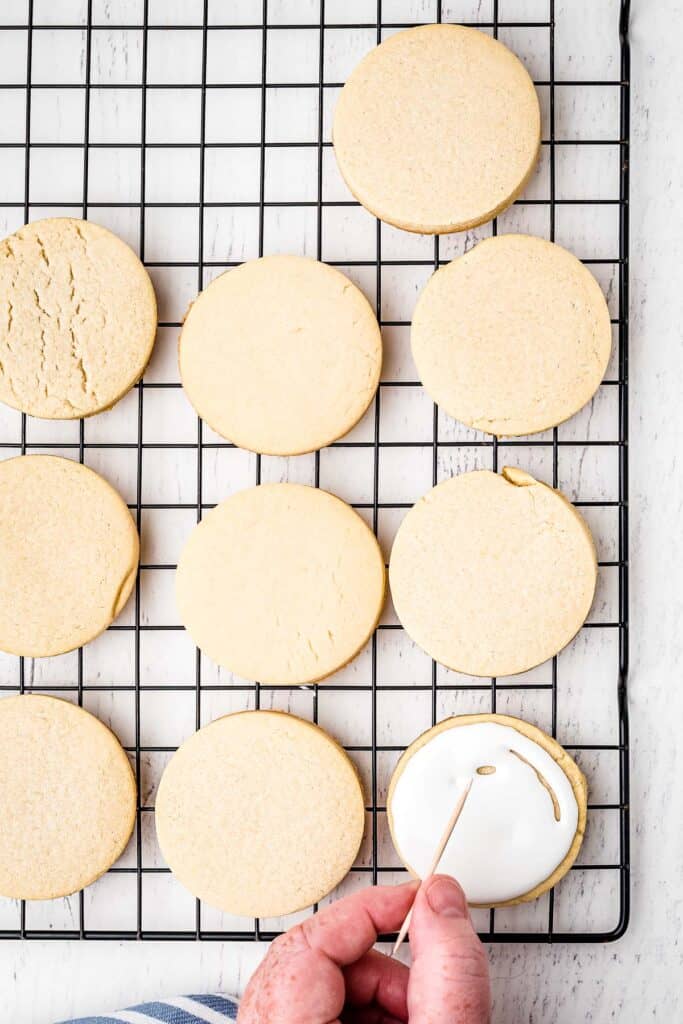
[[509, 748, 561, 822]]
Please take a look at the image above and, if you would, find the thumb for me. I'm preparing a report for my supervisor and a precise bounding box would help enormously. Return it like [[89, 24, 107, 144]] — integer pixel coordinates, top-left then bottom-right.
[[407, 875, 491, 1024]]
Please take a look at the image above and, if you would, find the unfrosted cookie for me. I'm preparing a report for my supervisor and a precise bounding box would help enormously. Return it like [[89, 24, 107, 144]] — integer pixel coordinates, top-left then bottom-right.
[[0, 455, 139, 657], [179, 255, 381, 455], [156, 710, 365, 917], [412, 235, 612, 436], [389, 468, 597, 677], [176, 483, 385, 684], [388, 713, 587, 906], [333, 25, 540, 234], [0, 218, 157, 419], [0, 694, 136, 899]]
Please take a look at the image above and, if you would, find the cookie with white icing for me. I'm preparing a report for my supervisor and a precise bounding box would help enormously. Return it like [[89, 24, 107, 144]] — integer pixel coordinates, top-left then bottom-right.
[[0, 218, 157, 419], [176, 483, 385, 684], [179, 255, 381, 456], [333, 25, 540, 234], [0, 694, 136, 900], [155, 710, 365, 918], [388, 468, 597, 677], [387, 713, 587, 906], [411, 235, 612, 437]]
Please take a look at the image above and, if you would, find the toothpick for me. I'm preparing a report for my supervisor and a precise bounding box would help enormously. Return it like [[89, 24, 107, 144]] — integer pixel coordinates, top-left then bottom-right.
[[391, 776, 473, 958]]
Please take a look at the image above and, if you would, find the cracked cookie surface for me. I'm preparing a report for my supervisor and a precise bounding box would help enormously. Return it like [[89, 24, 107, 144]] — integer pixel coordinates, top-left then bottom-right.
[[0, 693, 136, 900], [411, 234, 612, 437], [155, 710, 365, 917], [176, 483, 385, 684], [0, 455, 139, 657], [0, 218, 157, 419], [388, 468, 597, 677], [179, 254, 382, 456]]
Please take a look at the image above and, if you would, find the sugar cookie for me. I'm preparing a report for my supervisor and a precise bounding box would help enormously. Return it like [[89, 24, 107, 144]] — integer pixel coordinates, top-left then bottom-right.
[[0, 455, 139, 657], [0, 218, 157, 419], [179, 255, 381, 455], [388, 713, 587, 906], [156, 710, 365, 917], [0, 694, 136, 899], [332, 25, 540, 234], [412, 235, 612, 436], [176, 483, 384, 684], [389, 468, 597, 677]]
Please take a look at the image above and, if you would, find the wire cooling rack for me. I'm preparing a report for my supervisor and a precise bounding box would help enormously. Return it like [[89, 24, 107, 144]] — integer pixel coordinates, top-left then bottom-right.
[[0, 0, 629, 942]]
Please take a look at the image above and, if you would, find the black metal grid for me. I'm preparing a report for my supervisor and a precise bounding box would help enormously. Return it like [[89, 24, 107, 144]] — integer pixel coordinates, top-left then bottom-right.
[[0, 0, 630, 943]]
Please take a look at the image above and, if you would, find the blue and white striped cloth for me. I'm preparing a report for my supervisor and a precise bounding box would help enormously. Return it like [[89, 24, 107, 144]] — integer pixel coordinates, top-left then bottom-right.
[[59, 994, 239, 1024]]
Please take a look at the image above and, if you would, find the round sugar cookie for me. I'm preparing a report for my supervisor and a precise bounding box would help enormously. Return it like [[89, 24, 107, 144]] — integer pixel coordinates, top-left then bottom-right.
[[332, 25, 540, 234], [0, 694, 136, 899], [0, 218, 157, 419], [179, 255, 382, 456], [0, 455, 139, 657], [387, 713, 587, 906], [389, 468, 597, 677], [176, 483, 385, 684], [155, 710, 365, 917], [412, 235, 612, 437]]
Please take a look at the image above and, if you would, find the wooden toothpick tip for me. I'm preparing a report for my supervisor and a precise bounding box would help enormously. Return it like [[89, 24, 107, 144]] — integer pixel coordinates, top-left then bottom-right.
[[391, 776, 473, 958]]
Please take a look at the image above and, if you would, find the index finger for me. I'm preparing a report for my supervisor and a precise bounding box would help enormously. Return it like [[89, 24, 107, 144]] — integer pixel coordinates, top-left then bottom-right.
[[284, 881, 419, 967]]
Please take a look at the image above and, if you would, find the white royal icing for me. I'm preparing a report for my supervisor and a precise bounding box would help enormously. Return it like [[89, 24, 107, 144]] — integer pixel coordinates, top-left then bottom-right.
[[390, 721, 579, 904]]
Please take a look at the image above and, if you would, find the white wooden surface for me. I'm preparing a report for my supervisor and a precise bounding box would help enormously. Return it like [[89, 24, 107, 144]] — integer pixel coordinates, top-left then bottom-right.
[[0, 0, 680, 1019]]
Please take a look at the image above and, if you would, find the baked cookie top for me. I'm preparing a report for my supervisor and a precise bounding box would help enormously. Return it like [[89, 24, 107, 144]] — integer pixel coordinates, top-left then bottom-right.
[[388, 713, 587, 906], [412, 235, 612, 437], [155, 710, 365, 918], [176, 483, 385, 684], [333, 24, 540, 234], [0, 693, 136, 900], [0, 218, 157, 419], [388, 468, 597, 677], [0, 454, 139, 657], [179, 255, 381, 456]]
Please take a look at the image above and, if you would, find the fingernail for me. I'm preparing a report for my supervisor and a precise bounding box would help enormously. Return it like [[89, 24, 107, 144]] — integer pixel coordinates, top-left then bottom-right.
[[425, 877, 468, 917]]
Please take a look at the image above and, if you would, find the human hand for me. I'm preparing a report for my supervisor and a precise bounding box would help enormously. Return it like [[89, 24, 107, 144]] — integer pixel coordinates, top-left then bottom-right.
[[238, 874, 491, 1023]]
